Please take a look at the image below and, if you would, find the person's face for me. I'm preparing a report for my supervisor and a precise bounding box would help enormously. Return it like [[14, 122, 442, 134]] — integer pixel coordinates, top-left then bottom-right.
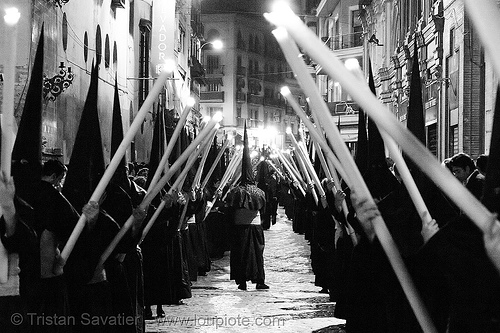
[[53, 171, 66, 190], [451, 166, 469, 183]]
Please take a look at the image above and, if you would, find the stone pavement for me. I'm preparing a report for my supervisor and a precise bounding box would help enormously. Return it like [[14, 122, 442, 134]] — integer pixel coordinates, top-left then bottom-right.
[[146, 208, 346, 332]]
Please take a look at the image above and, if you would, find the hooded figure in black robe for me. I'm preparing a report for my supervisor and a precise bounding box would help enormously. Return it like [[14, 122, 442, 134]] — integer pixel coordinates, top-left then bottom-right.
[[345, 60, 403, 333], [256, 159, 279, 230], [1, 28, 44, 333], [412, 86, 500, 333], [141, 120, 191, 314], [226, 123, 267, 290]]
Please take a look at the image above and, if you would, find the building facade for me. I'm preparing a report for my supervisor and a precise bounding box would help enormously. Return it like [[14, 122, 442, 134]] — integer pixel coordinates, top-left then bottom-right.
[[314, 0, 365, 154], [0, 0, 198, 165], [360, 0, 497, 160], [200, 11, 306, 150]]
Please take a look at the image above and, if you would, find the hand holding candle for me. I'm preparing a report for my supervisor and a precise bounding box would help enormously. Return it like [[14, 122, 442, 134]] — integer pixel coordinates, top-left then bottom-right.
[[268, 19, 436, 332], [0, 7, 21, 286]]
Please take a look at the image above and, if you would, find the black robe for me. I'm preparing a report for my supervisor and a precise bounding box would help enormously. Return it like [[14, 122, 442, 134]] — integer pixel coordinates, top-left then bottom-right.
[[141, 204, 191, 306], [0, 197, 39, 333], [31, 180, 80, 332], [416, 216, 500, 332], [100, 182, 145, 333]]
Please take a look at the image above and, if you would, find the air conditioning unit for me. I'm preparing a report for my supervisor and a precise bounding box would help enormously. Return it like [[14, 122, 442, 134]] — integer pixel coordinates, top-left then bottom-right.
[[111, 0, 125, 9]]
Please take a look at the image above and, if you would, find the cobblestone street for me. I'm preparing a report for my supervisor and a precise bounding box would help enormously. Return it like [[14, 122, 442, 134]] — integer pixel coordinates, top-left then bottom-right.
[[146, 208, 346, 332]]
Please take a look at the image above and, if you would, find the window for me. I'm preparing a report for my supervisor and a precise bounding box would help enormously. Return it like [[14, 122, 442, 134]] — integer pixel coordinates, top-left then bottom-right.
[[273, 111, 281, 123], [177, 24, 186, 53], [83, 32, 89, 63], [139, 20, 151, 108], [62, 13, 68, 51], [450, 125, 459, 155], [449, 28, 455, 54], [96, 25, 102, 65], [351, 9, 363, 47], [249, 108, 259, 128], [105, 35, 110, 68], [206, 55, 221, 74], [113, 41, 118, 70], [427, 123, 437, 156], [250, 109, 259, 118], [237, 30, 245, 50]]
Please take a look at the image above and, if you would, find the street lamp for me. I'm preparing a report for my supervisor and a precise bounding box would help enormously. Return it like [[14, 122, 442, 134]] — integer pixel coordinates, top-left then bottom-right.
[[199, 39, 223, 59], [201, 39, 223, 50]]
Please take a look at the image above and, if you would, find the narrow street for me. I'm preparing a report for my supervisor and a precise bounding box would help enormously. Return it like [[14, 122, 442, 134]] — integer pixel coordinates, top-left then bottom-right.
[[146, 207, 346, 332]]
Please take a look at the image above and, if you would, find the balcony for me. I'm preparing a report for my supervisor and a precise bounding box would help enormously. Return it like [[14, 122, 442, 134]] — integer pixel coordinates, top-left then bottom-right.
[[323, 32, 363, 51], [200, 91, 224, 102], [326, 101, 359, 116], [205, 67, 224, 75], [247, 94, 263, 105]]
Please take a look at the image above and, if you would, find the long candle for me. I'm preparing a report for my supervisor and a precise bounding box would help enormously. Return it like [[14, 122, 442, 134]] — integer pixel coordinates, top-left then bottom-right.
[[204, 151, 242, 219], [201, 135, 231, 190], [288, 130, 325, 206], [141, 139, 207, 244], [313, 141, 332, 179], [217, 151, 242, 193], [298, 140, 328, 204], [146, 99, 194, 193], [381, 130, 432, 224], [172, 127, 219, 232], [266, 8, 494, 236], [276, 150, 306, 196], [267, 160, 285, 180], [277, 149, 306, 189], [281, 88, 351, 187], [287, 132, 319, 205], [269, 24, 437, 333], [61, 65, 175, 262], [0, 7, 21, 285], [282, 90, 357, 242], [97, 117, 221, 269], [193, 129, 217, 189], [1, 7, 20, 178]]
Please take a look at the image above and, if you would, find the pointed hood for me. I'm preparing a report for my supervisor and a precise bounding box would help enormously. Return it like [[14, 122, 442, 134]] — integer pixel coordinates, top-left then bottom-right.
[[62, 62, 105, 211], [240, 121, 254, 185], [367, 61, 386, 166], [405, 44, 427, 183], [355, 106, 368, 175], [144, 108, 165, 190], [11, 26, 45, 200], [482, 86, 500, 214], [226, 122, 265, 210], [110, 75, 128, 188], [202, 134, 219, 184], [407, 44, 426, 144], [363, 61, 400, 200]]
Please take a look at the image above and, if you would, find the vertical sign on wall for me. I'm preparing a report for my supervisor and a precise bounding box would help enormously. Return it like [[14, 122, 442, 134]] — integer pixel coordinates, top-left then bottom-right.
[[151, 0, 176, 76]]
